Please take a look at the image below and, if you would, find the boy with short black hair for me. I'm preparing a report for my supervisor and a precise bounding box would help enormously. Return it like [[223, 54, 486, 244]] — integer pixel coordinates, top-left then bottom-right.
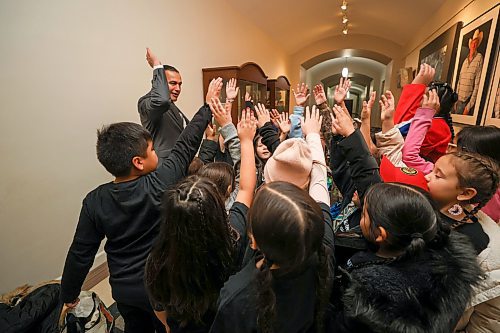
[[60, 78, 222, 332]]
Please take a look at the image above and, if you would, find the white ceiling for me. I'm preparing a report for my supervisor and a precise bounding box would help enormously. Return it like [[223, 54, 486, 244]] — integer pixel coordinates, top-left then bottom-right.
[[228, 0, 446, 53]]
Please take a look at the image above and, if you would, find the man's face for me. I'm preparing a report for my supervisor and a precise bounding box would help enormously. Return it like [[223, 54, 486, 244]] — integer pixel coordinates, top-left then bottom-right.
[[166, 70, 182, 102], [470, 38, 479, 53]]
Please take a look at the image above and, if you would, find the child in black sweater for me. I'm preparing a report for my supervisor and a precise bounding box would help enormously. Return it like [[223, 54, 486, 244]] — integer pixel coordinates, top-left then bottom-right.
[[60, 79, 222, 332]]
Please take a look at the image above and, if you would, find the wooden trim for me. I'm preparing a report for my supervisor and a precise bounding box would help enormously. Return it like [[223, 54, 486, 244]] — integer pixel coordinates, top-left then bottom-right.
[[82, 261, 109, 290]]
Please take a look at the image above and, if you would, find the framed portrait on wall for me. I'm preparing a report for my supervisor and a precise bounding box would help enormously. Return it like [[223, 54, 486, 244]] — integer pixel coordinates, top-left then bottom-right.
[[483, 46, 500, 126], [418, 21, 462, 84], [451, 5, 499, 125]]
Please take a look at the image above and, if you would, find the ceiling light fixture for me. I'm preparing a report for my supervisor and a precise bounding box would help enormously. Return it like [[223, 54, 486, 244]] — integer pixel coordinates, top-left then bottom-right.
[[342, 25, 348, 35], [342, 15, 348, 24], [342, 57, 349, 78], [341, 0, 347, 11]]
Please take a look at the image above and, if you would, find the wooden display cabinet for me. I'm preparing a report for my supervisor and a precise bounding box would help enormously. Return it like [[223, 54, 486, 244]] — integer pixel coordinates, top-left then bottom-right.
[[202, 62, 268, 125], [267, 75, 290, 113]]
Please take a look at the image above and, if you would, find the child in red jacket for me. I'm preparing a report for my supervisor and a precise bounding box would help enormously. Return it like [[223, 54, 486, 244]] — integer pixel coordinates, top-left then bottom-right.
[[394, 64, 457, 162]]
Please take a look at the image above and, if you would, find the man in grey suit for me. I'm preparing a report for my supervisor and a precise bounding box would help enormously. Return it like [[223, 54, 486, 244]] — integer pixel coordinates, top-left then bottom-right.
[[138, 48, 190, 158]]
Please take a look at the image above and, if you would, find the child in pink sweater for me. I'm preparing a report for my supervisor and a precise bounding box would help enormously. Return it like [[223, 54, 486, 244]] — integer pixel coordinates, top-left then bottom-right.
[[403, 90, 500, 223]]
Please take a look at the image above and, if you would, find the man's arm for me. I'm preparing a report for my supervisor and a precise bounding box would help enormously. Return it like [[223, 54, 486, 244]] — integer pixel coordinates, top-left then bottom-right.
[[60, 200, 104, 304], [138, 49, 171, 122]]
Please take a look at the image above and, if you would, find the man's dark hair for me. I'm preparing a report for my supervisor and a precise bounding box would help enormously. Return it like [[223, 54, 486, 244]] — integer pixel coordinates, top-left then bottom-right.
[[96, 122, 152, 177], [163, 65, 179, 73]]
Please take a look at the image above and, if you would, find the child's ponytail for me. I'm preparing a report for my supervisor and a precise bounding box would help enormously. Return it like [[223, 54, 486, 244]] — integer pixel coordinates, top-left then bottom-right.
[[404, 234, 427, 258], [443, 112, 455, 140], [256, 257, 276, 333]]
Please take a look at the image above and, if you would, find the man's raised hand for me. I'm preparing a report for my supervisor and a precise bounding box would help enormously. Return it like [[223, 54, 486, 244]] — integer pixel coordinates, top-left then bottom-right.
[[146, 48, 161, 68]]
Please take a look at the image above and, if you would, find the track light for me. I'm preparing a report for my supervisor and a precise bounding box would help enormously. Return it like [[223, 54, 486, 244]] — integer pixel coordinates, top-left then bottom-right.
[[342, 15, 348, 24], [342, 27, 348, 35], [341, 1, 347, 11]]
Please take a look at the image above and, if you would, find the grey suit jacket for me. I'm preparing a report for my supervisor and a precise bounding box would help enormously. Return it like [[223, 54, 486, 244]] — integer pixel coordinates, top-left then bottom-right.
[[138, 68, 190, 158]]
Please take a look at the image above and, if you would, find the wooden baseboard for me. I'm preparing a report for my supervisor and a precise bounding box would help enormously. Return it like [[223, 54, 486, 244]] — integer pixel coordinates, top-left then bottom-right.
[[82, 261, 109, 290]]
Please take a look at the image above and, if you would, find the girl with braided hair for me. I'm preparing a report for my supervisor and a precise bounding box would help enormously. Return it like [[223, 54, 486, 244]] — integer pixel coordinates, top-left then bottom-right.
[[425, 150, 500, 332], [403, 89, 500, 331], [403, 90, 500, 222], [144, 107, 257, 332], [454, 125, 500, 223]]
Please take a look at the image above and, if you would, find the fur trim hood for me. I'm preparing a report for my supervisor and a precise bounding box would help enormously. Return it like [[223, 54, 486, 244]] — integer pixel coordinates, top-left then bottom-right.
[[342, 232, 483, 333]]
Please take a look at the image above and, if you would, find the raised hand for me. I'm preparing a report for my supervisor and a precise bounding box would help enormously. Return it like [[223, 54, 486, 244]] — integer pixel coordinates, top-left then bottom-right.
[[270, 109, 280, 127], [331, 104, 355, 137], [301, 105, 323, 137], [334, 77, 351, 105], [292, 83, 310, 107], [313, 84, 327, 105], [205, 77, 223, 104], [379, 90, 396, 122], [422, 89, 440, 113], [244, 92, 254, 103], [238, 109, 257, 142], [225, 78, 239, 102], [209, 97, 232, 127], [361, 91, 376, 121], [278, 112, 291, 134], [412, 63, 436, 86], [255, 103, 271, 128], [205, 123, 217, 141], [146, 48, 161, 68]]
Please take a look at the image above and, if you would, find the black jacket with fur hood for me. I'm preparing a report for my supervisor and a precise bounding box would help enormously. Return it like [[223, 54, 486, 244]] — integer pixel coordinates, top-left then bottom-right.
[[330, 231, 483, 333]]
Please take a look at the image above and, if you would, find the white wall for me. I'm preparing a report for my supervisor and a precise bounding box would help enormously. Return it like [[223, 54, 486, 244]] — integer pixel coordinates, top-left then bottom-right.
[[0, 0, 289, 293]]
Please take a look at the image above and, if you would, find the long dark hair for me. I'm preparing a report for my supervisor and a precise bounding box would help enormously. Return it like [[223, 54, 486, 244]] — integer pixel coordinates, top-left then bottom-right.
[[429, 82, 458, 139], [364, 183, 446, 260], [456, 126, 500, 164], [145, 176, 236, 325], [248, 182, 333, 333]]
